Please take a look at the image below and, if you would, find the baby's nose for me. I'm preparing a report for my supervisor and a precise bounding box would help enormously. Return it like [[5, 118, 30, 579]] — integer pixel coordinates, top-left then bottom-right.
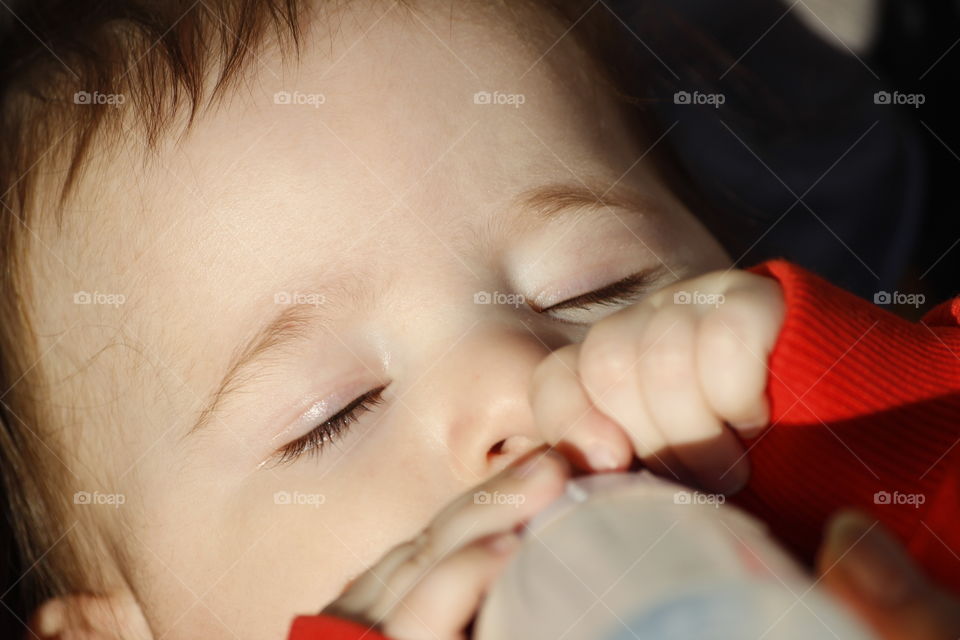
[[424, 322, 560, 483], [485, 434, 540, 474]]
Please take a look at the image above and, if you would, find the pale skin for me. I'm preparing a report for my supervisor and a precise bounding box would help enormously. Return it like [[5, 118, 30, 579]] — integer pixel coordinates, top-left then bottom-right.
[[23, 1, 956, 639], [531, 268, 785, 492], [322, 268, 960, 640], [329, 269, 786, 639]]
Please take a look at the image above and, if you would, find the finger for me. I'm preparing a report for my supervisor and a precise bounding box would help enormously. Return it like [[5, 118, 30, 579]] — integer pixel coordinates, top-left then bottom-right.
[[404, 449, 568, 576], [377, 532, 522, 640], [697, 280, 784, 436], [817, 511, 960, 640], [329, 451, 568, 622], [326, 537, 423, 616], [529, 343, 633, 472], [637, 303, 748, 494], [578, 305, 676, 474]]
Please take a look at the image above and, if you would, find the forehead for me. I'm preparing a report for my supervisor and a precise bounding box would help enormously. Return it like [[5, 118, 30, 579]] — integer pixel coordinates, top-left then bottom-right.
[[32, 0, 645, 392], [80, 7, 631, 281], [159, 0, 634, 217]]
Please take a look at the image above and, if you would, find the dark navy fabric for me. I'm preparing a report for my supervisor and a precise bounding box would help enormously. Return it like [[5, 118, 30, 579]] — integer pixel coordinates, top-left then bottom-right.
[[609, 0, 925, 300]]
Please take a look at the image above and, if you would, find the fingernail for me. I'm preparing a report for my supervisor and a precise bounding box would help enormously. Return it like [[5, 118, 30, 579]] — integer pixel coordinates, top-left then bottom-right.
[[827, 511, 921, 605], [585, 442, 620, 471]]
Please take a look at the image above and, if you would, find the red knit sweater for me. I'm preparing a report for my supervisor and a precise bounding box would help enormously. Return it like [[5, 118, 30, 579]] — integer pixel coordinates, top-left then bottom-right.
[[287, 260, 960, 640]]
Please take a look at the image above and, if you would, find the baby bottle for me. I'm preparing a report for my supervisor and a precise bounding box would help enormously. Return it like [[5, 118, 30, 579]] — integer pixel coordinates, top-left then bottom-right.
[[474, 472, 876, 640]]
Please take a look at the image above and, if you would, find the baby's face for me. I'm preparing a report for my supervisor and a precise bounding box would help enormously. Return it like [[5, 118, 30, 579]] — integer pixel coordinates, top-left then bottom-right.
[[32, 2, 729, 637]]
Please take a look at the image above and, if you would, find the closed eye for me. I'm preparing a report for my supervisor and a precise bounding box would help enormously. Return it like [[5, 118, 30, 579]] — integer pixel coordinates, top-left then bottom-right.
[[270, 270, 664, 466], [274, 386, 387, 466], [537, 268, 665, 316]]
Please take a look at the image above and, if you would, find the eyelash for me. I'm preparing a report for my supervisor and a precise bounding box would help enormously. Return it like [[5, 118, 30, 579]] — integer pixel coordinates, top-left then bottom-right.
[[540, 270, 660, 314], [275, 387, 386, 465], [274, 271, 658, 465]]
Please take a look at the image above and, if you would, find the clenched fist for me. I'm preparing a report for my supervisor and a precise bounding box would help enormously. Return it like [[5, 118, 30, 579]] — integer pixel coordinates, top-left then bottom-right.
[[530, 269, 786, 494]]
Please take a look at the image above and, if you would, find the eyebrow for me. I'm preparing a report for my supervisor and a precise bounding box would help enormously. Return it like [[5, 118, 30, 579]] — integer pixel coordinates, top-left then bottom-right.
[[185, 181, 647, 439], [185, 301, 333, 439], [516, 182, 649, 221]]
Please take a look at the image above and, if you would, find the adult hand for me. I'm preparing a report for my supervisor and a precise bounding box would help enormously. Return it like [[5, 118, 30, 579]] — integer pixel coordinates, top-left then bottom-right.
[[818, 510, 960, 639]]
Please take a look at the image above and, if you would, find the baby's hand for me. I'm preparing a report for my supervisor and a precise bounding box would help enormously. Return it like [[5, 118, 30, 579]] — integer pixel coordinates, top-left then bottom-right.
[[321, 451, 568, 639], [530, 269, 785, 494]]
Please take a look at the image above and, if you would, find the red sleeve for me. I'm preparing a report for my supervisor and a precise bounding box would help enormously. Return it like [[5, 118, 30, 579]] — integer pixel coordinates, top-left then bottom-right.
[[287, 615, 391, 640], [736, 259, 960, 593]]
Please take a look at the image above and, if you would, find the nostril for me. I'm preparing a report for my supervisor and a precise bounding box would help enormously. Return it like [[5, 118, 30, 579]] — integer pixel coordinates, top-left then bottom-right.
[[487, 435, 539, 465], [487, 439, 507, 457], [485, 436, 544, 474]]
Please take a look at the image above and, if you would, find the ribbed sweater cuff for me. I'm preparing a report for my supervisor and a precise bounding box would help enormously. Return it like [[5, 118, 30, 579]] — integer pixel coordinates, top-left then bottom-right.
[[738, 260, 960, 591]]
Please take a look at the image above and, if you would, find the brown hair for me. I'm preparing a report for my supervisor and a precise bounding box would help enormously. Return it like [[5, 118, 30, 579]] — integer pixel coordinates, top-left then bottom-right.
[[0, 0, 739, 634], [0, 0, 306, 631]]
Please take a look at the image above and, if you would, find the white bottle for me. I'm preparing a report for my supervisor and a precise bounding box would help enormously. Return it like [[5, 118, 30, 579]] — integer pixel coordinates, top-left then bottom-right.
[[474, 472, 877, 640]]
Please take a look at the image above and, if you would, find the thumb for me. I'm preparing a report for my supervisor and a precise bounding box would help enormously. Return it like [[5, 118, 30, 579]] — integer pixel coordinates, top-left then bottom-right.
[[816, 510, 960, 640]]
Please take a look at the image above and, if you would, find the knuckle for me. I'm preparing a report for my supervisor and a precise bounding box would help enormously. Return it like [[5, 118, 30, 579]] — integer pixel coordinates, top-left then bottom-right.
[[641, 338, 688, 386], [531, 347, 572, 391], [700, 312, 746, 360], [711, 374, 756, 417], [726, 273, 784, 312], [581, 330, 636, 391], [636, 309, 691, 384], [712, 269, 742, 290]]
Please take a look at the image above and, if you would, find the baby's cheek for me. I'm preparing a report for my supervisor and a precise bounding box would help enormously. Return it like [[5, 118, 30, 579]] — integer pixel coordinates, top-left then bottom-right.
[[136, 410, 484, 635]]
